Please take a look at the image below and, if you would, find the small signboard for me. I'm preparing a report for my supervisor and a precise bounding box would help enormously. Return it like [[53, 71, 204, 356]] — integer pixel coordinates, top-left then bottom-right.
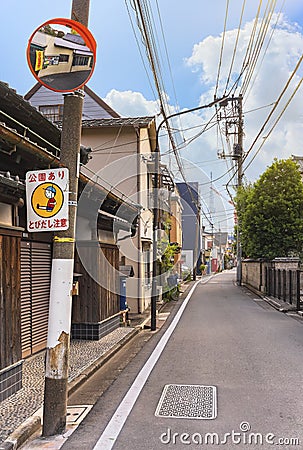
[[26, 168, 69, 232]]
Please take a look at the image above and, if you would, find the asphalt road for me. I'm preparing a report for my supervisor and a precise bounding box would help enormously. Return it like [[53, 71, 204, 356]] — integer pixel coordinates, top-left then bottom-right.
[[62, 270, 303, 449]]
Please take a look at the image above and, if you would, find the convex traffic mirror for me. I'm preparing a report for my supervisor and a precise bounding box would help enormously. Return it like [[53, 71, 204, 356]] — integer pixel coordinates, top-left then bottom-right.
[[27, 18, 96, 92]]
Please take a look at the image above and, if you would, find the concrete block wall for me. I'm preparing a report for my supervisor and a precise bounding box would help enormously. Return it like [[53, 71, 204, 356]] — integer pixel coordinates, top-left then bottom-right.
[[242, 258, 301, 295], [272, 258, 300, 270], [242, 260, 262, 292]]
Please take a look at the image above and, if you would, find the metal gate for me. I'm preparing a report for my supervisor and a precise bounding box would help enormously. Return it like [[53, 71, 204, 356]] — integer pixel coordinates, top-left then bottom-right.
[[20, 241, 52, 357]]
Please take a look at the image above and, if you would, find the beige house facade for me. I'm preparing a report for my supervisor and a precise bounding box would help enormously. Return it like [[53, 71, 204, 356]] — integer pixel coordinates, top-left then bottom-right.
[[25, 84, 157, 313], [80, 117, 157, 313]]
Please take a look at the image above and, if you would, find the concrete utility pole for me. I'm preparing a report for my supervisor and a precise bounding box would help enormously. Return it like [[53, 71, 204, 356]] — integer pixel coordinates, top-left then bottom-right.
[[151, 150, 159, 331], [150, 97, 228, 331], [192, 204, 201, 281], [42, 0, 90, 437], [217, 95, 244, 285], [236, 94, 243, 286]]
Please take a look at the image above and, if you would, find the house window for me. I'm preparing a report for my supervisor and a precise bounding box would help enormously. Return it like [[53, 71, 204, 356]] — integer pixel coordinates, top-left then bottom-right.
[[72, 55, 89, 66], [59, 54, 69, 63], [39, 105, 63, 122], [0, 202, 13, 226]]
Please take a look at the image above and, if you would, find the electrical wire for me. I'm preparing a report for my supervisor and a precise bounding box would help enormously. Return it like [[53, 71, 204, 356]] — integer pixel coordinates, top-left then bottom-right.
[[238, 0, 263, 91], [244, 0, 285, 103], [125, 0, 158, 101], [215, 0, 230, 98], [241, 0, 278, 96], [226, 50, 303, 191], [242, 52, 303, 164], [155, 0, 185, 143], [81, 165, 140, 208], [131, 0, 215, 225], [90, 115, 218, 155], [224, 0, 247, 95], [243, 75, 303, 172]]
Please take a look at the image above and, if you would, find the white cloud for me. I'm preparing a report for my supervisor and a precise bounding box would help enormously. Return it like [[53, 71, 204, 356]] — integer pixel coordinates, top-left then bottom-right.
[[104, 89, 159, 117], [184, 13, 303, 181], [103, 14, 303, 189]]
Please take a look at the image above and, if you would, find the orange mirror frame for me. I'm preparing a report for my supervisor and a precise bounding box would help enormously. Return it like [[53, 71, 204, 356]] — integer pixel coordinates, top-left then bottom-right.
[[27, 18, 96, 92]]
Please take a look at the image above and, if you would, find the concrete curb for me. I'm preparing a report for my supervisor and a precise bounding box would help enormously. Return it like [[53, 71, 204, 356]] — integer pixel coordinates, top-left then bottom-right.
[[263, 296, 284, 310], [263, 296, 298, 313], [241, 283, 300, 315], [2, 328, 139, 450], [1, 414, 41, 450]]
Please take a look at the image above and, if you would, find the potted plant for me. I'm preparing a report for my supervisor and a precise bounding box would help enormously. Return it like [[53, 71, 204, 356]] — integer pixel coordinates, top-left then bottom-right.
[[200, 264, 206, 275]]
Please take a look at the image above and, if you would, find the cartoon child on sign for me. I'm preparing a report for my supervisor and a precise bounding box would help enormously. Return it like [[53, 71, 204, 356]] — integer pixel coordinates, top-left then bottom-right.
[[37, 185, 57, 212], [31, 182, 64, 219]]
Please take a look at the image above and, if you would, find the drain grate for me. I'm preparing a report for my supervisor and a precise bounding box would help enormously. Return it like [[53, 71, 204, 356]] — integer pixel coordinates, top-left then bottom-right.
[[155, 384, 217, 420], [66, 405, 93, 424]]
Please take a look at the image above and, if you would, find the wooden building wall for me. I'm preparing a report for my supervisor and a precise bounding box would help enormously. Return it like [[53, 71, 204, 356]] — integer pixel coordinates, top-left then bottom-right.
[[0, 228, 22, 370], [72, 243, 119, 323]]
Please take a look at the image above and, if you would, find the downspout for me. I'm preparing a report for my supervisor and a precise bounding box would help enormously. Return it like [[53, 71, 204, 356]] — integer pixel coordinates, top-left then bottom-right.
[[135, 125, 141, 313]]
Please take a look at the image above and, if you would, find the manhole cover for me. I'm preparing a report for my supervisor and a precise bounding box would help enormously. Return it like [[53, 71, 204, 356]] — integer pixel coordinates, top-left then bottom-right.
[[155, 384, 217, 420]]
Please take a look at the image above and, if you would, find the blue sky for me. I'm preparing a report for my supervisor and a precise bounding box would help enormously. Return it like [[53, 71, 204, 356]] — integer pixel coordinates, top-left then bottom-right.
[[1, 1, 303, 231], [2, 0, 301, 105]]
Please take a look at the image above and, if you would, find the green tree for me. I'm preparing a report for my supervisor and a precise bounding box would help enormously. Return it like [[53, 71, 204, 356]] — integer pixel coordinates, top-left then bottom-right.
[[235, 158, 303, 259]]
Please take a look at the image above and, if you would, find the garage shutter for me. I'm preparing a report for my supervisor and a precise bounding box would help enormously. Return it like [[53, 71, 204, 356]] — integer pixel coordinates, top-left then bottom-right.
[[20, 242, 32, 357], [20, 241, 52, 357]]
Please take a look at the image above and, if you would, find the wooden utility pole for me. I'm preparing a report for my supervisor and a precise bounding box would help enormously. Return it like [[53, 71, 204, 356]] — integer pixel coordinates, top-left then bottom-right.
[[42, 0, 90, 436]]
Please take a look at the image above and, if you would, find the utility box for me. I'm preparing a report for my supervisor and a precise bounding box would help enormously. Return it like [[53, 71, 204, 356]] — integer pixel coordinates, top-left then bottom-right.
[[119, 265, 134, 311], [119, 277, 127, 310]]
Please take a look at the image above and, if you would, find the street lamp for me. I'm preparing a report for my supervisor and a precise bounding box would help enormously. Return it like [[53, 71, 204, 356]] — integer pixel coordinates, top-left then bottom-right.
[[150, 96, 228, 331]]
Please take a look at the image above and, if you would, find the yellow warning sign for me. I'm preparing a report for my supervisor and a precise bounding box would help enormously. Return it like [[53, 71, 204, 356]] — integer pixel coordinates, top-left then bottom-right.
[[26, 168, 69, 232], [31, 182, 64, 218]]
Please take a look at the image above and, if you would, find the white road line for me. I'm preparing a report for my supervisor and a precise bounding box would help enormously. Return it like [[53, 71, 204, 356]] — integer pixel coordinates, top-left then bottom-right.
[[93, 281, 200, 450], [200, 275, 215, 284]]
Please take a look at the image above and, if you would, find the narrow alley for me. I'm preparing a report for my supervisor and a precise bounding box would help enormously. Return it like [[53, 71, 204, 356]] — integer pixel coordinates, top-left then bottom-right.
[[55, 270, 303, 449]]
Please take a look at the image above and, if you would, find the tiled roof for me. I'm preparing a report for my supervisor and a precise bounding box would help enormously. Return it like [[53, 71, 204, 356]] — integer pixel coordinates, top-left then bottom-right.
[[80, 116, 155, 128], [0, 171, 25, 189], [0, 81, 61, 155]]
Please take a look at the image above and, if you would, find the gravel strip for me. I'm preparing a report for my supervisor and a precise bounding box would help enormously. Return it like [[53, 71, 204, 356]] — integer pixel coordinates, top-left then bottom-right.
[[0, 327, 134, 442]]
